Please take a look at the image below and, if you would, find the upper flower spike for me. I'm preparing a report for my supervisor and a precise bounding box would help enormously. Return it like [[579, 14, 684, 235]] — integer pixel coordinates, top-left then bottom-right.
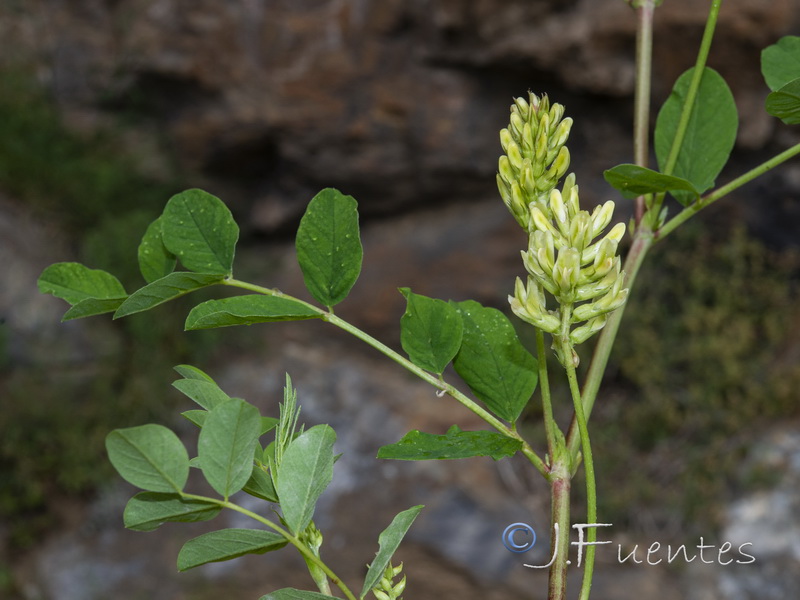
[[497, 92, 573, 229]]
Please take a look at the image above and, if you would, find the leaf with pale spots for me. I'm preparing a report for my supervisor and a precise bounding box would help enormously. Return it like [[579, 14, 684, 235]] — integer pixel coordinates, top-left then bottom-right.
[[377, 425, 522, 461], [161, 189, 239, 276], [399, 288, 463, 374], [451, 300, 538, 423], [295, 188, 362, 307], [138, 216, 177, 283]]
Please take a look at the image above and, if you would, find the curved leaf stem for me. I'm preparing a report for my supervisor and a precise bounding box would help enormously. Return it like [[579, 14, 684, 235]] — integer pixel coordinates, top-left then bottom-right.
[[223, 278, 549, 477], [181, 492, 357, 600], [657, 141, 800, 239]]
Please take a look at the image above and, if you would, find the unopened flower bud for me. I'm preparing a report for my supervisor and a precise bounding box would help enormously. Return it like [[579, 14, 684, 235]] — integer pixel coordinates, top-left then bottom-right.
[[507, 141, 524, 169], [570, 315, 608, 344], [514, 95, 531, 119], [590, 200, 615, 237], [500, 128, 514, 153], [498, 155, 515, 186]]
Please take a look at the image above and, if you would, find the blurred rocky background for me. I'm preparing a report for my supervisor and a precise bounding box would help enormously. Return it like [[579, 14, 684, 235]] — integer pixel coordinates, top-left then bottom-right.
[[2, 0, 800, 598]]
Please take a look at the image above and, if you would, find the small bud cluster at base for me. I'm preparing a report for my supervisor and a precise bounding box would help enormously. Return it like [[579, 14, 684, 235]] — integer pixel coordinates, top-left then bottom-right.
[[371, 562, 406, 600]]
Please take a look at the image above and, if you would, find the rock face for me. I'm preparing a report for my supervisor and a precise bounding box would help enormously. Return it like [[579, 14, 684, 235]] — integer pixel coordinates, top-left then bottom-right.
[[3, 0, 799, 227]]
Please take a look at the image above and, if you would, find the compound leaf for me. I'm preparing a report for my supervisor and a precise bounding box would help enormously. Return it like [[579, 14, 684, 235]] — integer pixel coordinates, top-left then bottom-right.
[[177, 528, 287, 571], [377, 425, 522, 461], [295, 188, 362, 307], [161, 189, 239, 275], [451, 300, 537, 423], [106, 424, 189, 493], [123, 492, 221, 532], [399, 288, 463, 374]]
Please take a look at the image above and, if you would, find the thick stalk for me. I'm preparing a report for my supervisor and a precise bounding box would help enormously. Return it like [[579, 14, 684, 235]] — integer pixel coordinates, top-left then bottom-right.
[[548, 462, 571, 600]]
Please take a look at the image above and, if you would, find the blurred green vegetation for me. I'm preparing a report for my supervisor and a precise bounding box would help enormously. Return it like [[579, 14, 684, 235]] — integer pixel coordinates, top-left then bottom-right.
[[0, 69, 222, 552], [594, 218, 800, 537]]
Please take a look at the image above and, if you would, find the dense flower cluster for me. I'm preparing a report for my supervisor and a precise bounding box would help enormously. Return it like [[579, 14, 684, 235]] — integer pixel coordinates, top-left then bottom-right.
[[498, 92, 628, 366]]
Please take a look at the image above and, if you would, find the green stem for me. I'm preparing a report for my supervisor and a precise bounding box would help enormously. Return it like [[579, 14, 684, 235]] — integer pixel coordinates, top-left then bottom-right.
[[566, 230, 654, 464], [662, 0, 722, 177], [223, 279, 549, 476], [657, 141, 800, 239], [536, 328, 558, 461], [561, 336, 597, 600], [632, 0, 655, 223], [182, 493, 357, 600], [649, 0, 722, 222]]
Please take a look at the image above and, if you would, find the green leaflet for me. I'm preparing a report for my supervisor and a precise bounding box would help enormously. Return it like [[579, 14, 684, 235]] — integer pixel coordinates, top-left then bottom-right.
[[172, 379, 231, 411], [259, 590, 338, 600], [766, 78, 800, 125], [451, 300, 538, 423], [177, 528, 287, 571], [295, 188, 363, 307], [761, 35, 800, 91], [114, 272, 224, 318], [38, 262, 126, 306], [603, 164, 698, 200], [242, 466, 279, 503], [106, 424, 190, 494], [123, 492, 221, 532], [399, 288, 463, 374], [377, 425, 522, 461], [360, 505, 423, 599], [654, 67, 738, 206], [138, 216, 177, 283], [275, 424, 336, 535], [198, 399, 262, 499], [174, 363, 217, 383], [185, 295, 321, 330], [62, 297, 127, 321], [161, 189, 239, 276]]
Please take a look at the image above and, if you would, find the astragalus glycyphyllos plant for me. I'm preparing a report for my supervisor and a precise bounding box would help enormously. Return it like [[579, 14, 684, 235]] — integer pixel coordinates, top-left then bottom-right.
[[37, 0, 800, 598]]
